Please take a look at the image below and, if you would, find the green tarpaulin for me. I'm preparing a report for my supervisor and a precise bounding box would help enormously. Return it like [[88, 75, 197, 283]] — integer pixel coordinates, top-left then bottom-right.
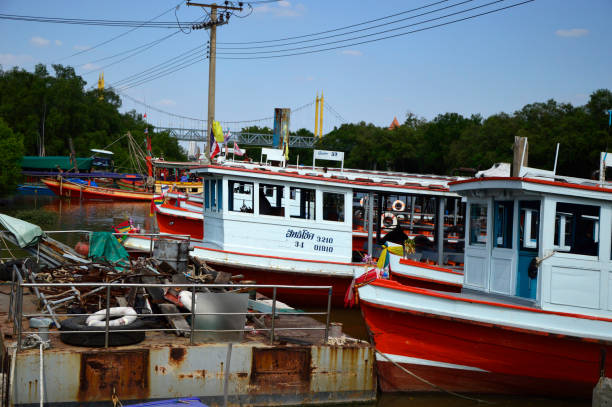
[[21, 156, 93, 171], [88, 232, 129, 269], [0, 213, 43, 247]]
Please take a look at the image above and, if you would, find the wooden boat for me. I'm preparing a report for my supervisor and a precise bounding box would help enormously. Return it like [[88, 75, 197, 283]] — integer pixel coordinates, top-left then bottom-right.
[[42, 178, 153, 201], [358, 156, 612, 397], [181, 156, 466, 306]]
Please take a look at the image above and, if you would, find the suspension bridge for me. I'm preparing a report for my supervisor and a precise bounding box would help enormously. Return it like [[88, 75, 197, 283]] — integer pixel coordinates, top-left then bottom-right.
[[154, 128, 316, 147]]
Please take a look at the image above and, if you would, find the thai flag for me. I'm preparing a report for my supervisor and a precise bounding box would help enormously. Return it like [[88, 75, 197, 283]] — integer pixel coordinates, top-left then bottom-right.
[[144, 127, 148, 135], [210, 128, 220, 160]]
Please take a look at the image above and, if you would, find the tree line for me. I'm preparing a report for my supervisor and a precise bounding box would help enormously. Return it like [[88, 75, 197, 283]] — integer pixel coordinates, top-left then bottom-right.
[[0, 64, 186, 195]]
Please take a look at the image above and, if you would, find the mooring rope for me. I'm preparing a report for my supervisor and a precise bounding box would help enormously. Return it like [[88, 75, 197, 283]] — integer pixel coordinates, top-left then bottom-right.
[[375, 350, 493, 404]]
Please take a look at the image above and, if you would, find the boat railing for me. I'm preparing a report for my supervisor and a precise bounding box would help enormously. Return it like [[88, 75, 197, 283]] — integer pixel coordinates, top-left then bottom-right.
[[9, 271, 333, 351]]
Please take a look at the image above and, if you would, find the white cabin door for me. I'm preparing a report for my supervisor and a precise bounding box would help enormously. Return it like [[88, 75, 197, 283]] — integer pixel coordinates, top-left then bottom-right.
[[489, 200, 516, 294], [464, 201, 490, 290]]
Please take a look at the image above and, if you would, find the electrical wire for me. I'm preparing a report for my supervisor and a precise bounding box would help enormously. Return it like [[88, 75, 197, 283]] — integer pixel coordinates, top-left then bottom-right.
[[218, 0, 451, 44], [217, 0, 474, 50], [216, 0, 534, 59]]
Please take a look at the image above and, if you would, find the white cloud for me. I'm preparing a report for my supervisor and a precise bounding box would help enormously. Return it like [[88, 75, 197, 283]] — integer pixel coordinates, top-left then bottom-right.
[[254, 2, 304, 17], [158, 99, 177, 107], [73, 44, 90, 51], [55, 40, 62, 46], [30, 36, 50, 47], [0, 53, 34, 67], [555, 28, 588, 38], [82, 63, 99, 70], [341, 49, 363, 56]]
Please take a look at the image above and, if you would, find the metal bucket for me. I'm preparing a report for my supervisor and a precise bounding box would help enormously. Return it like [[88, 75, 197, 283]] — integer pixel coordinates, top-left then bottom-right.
[[153, 239, 189, 273]]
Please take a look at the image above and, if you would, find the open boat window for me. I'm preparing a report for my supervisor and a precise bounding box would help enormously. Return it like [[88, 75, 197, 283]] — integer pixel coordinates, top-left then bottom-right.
[[217, 180, 223, 211], [554, 202, 599, 256], [519, 201, 539, 251], [494, 201, 513, 249], [323, 192, 345, 222], [204, 180, 210, 209], [211, 179, 217, 209], [228, 180, 253, 213], [258, 184, 284, 217], [469, 203, 487, 246], [289, 187, 316, 220]]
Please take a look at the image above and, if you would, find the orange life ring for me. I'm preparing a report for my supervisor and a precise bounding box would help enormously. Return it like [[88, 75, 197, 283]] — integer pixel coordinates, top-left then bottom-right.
[[381, 212, 398, 228], [392, 200, 405, 212]]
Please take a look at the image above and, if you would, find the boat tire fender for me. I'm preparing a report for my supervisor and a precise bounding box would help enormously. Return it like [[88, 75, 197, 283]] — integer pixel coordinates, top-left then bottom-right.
[[59, 315, 145, 347], [392, 200, 406, 212], [528, 258, 538, 279], [86, 307, 138, 327]]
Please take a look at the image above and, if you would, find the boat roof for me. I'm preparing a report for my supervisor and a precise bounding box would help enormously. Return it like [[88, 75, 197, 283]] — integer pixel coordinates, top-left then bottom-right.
[[190, 161, 464, 196], [90, 148, 114, 155], [450, 175, 612, 202]]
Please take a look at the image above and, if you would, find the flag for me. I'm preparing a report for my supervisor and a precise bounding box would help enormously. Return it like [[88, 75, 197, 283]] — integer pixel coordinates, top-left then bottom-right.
[[144, 127, 148, 135], [212, 121, 224, 142], [143, 113, 147, 118], [225, 129, 232, 141], [209, 128, 220, 160], [233, 142, 244, 156], [284, 141, 289, 161]]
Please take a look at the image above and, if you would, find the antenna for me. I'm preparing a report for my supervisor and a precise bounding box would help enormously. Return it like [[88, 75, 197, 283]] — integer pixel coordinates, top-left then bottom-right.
[[553, 143, 560, 174]]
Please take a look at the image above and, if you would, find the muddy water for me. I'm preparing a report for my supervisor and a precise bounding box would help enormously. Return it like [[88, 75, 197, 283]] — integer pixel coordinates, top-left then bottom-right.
[[0, 193, 590, 406]]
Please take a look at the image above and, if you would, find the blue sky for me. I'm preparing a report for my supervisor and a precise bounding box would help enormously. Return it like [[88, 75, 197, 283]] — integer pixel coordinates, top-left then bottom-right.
[[1, 0, 610, 134]]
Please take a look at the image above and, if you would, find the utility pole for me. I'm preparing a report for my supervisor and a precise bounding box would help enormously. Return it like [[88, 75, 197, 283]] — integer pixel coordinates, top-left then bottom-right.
[[187, 2, 242, 161]]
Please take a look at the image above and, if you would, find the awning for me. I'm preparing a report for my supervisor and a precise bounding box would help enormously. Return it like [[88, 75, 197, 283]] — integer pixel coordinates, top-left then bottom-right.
[[0, 213, 43, 247]]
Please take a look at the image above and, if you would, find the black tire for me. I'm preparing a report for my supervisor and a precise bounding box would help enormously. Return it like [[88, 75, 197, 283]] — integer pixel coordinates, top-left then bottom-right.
[[59, 315, 146, 347]]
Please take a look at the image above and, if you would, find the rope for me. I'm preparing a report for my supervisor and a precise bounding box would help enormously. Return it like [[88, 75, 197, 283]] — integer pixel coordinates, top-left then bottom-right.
[[112, 386, 123, 407], [0, 234, 16, 259], [375, 350, 493, 404]]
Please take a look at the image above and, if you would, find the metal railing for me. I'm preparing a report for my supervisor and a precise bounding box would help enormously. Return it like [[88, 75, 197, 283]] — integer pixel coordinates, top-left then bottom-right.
[[10, 278, 333, 351]]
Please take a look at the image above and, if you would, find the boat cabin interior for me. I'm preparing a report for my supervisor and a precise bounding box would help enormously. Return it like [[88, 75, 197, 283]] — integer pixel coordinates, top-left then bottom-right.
[[451, 176, 612, 318], [191, 162, 466, 267]]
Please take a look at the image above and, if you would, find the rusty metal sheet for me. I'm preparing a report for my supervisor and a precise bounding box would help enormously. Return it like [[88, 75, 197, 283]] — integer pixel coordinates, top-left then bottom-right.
[[250, 347, 311, 393], [78, 350, 149, 402]]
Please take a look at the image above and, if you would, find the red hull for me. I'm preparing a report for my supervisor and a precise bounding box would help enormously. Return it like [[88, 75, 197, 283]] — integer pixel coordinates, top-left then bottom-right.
[[42, 178, 153, 201], [204, 260, 352, 307], [360, 299, 612, 397], [155, 209, 203, 240]]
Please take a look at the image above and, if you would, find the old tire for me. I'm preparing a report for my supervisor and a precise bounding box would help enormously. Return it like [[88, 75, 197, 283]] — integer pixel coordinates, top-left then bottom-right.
[[60, 315, 146, 347]]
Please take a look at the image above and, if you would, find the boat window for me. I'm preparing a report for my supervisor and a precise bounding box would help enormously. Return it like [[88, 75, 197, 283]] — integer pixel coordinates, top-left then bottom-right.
[[204, 180, 210, 209], [519, 201, 539, 251], [323, 192, 345, 222], [258, 184, 284, 217], [289, 186, 316, 220], [494, 201, 513, 249], [554, 202, 599, 256], [211, 179, 217, 209], [228, 180, 253, 213], [469, 203, 487, 246]]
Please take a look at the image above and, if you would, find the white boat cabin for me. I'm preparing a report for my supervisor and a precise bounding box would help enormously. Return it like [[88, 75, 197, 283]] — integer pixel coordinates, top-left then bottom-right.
[[451, 175, 612, 319], [190, 162, 465, 265]]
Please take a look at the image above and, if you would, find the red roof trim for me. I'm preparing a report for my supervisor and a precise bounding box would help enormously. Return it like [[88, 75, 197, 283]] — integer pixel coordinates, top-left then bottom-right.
[[192, 164, 450, 192], [450, 176, 612, 194]]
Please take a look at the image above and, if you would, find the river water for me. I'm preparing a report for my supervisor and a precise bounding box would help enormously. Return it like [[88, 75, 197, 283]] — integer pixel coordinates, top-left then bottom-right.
[[0, 193, 589, 406]]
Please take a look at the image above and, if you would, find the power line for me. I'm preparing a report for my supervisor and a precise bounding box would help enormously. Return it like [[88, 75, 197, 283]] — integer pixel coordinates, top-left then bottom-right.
[[51, 1, 187, 63], [0, 14, 203, 28], [217, 0, 474, 50], [215, 0, 534, 60], [117, 55, 205, 91], [216, 0, 506, 55]]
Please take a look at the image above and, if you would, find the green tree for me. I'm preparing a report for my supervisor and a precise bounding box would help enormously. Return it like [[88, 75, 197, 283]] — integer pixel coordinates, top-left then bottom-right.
[[0, 118, 24, 195]]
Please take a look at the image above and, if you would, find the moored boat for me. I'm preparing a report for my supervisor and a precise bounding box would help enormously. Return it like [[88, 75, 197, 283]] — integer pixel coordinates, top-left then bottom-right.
[[42, 177, 154, 201], [358, 155, 612, 397]]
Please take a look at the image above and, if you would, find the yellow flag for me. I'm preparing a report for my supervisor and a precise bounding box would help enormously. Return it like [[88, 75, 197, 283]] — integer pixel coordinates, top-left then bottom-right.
[[284, 142, 289, 160], [212, 121, 224, 142]]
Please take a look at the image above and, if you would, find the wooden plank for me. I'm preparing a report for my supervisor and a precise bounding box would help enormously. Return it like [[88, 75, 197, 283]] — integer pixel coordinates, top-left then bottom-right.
[[158, 303, 190, 337]]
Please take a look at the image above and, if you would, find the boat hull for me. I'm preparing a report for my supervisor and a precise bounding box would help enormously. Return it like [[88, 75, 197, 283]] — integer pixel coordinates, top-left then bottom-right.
[[359, 281, 612, 397], [42, 178, 153, 201], [155, 205, 204, 240]]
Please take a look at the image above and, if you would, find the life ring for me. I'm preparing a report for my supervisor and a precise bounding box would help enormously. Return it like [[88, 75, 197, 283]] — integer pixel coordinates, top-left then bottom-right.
[[381, 212, 398, 228], [86, 307, 138, 327], [392, 200, 405, 212], [359, 197, 365, 207]]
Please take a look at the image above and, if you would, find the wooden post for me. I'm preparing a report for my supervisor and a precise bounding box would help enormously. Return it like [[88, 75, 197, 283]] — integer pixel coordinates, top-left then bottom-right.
[[512, 136, 528, 177]]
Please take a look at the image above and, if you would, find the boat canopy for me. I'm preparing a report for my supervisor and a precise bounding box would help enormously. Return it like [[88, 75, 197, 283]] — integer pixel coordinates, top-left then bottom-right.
[[21, 156, 93, 171]]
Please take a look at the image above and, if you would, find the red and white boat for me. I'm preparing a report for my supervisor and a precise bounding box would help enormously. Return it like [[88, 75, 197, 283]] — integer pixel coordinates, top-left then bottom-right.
[[181, 152, 466, 306], [42, 178, 153, 201], [358, 157, 612, 397], [155, 202, 203, 240]]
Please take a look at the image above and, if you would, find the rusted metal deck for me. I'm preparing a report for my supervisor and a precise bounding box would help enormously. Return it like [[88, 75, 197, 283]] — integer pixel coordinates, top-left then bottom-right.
[[0, 286, 376, 406]]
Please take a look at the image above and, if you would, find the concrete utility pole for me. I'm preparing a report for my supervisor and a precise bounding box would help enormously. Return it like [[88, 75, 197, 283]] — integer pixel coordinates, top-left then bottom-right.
[[187, 2, 242, 160]]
